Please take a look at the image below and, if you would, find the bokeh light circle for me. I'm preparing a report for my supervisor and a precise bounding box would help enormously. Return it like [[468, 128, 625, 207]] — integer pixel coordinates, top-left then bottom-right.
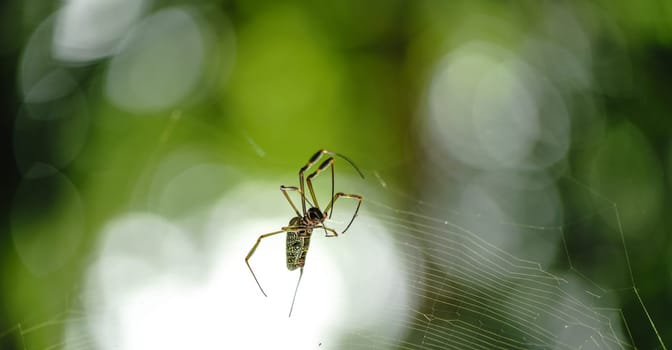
[[10, 164, 85, 276], [425, 41, 570, 171], [54, 0, 146, 62], [13, 87, 89, 176], [105, 7, 210, 113]]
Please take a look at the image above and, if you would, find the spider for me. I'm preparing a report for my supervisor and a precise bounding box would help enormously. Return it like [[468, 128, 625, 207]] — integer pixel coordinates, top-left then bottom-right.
[[245, 149, 364, 317]]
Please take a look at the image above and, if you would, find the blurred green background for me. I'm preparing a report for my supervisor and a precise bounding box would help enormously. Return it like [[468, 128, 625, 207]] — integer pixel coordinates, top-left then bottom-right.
[[1, 0, 671, 349]]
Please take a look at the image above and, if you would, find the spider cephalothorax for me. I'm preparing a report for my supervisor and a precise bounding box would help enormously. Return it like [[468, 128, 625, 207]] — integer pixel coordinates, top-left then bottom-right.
[[305, 207, 325, 224]]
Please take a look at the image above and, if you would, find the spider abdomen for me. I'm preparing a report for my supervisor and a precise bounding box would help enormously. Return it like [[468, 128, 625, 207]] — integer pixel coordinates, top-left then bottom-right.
[[286, 230, 311, 271]]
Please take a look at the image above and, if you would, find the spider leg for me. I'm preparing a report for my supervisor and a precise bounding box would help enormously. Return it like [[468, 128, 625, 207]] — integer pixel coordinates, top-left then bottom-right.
[[299, 150, 328, 214], [324, 192, 363, 234], [306, 157, 335, 211], [298, 149, 365, 214], [280, 185, 308, 217], [288, 267, 304, 317], [315, 225, 339, 237], [245, 229, 287, 296]]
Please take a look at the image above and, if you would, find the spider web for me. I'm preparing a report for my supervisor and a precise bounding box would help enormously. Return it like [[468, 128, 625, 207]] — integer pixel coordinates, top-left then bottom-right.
[[333, 178, 652, 350], [1, 172, 668, 350]]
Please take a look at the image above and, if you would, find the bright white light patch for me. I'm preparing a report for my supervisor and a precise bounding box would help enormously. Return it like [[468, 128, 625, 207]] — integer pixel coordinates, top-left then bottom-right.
[[72, 183, 407, 349]]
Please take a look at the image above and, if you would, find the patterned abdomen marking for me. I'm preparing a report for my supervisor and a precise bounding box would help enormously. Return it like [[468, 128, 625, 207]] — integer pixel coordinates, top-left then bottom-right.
[[286, 231, 311, 271]]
